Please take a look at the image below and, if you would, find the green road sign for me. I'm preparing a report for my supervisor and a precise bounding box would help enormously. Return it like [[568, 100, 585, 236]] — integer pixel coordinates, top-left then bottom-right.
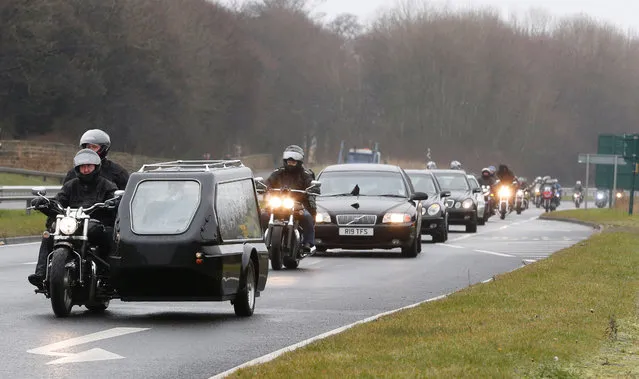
[[595, 134, 638, 190], [623, 134, 639, 162]]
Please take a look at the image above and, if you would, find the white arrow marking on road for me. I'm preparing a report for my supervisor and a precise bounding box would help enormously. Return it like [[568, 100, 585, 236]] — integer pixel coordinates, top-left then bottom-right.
[[28, 327, 149, 365]]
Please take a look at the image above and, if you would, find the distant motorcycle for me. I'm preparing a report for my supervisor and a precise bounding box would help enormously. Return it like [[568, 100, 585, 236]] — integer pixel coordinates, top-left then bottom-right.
[[595, 190, 608, 208], [497, 185, 512, 220], [541, 185, 555, 212], [573, 192, 583, 208], [514, 189, 525, 215], [481, 185, 494, 220]]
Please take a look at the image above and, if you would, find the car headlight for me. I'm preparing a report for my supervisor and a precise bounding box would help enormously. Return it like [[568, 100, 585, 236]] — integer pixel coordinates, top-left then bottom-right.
[[315, 212, 331, 223], [427, 204, 441, 216], [282, 198, 295, 209], [383, 213, 412, 223], [58, 217, 78, 235], [462, 199, 473, 209], [498, 187, 511, 197], [268, 196, 282, 208]]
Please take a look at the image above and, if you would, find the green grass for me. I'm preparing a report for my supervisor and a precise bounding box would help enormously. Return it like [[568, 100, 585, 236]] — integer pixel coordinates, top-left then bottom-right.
[[542, 208, 639, 228], [230, 210, 639, 378], [0, 173, 54, 186], [0, 210, 46, 238]]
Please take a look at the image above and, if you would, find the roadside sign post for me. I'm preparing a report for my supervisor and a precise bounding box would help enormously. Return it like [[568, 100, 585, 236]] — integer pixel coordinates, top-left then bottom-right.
[[612, 156, 619, 208], [585, 154, 590, 209], [622, 134, 639, 215], [578, 153, 627, 209]]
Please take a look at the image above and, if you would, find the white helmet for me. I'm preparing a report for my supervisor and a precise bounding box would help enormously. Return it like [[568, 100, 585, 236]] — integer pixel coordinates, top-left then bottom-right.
[[450, 160, 462, 170], [426, 161, 437, 169], [282, 145, 304, 163]]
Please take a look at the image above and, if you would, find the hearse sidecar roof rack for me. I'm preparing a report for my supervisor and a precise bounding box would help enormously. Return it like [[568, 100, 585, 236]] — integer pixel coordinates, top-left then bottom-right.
[[138, 160, 245, 173]]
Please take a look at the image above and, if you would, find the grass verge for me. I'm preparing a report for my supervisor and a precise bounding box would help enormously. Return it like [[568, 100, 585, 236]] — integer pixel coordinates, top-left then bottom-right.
[[230, 209, 639, 378], [0, 173, 54, 186], [0, 210, 45, 238]]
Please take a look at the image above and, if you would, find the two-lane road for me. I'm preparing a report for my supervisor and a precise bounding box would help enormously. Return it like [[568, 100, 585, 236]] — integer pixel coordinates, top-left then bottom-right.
[[0, 205, 593, 379]]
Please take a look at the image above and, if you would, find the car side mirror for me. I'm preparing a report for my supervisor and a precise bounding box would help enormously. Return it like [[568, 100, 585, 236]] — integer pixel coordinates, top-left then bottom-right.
[[472, 188, 482, 194], [32, 186, 46, 196], [441, 191, 451, 197], [410, 192, 428, 201]]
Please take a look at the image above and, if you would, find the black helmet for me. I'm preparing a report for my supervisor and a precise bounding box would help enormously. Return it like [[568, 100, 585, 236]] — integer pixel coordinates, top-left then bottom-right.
[[73, 149, 102, 183], [79, 129, 111, 160]]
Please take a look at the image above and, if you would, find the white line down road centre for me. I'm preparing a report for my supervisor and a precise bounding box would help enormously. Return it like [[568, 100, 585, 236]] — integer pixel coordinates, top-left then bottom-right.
[[27, 327, 149, 364]]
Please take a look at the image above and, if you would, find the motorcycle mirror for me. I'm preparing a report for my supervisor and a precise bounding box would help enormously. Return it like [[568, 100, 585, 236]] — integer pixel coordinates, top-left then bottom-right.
[[31, 186, 46, 196], [114, 190, 125, 197], [308, 180, 321, 190], [253, 177, 267, 191]]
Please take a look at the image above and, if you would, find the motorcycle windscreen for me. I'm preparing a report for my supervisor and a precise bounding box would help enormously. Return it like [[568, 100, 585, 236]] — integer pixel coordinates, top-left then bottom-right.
[[129, 180, 201, 235]]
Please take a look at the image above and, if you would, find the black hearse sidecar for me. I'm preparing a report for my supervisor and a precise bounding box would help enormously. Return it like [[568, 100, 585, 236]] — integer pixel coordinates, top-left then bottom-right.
[[110, 160, 268, 316]]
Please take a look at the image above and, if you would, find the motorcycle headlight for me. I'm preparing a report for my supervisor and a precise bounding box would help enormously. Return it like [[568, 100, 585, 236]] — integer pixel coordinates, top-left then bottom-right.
[[535, 189, 540, 194], [315, 211, 331, 223], [58, 217, 78, 235], [616, 192, 623, 199], [427, 203, 441, 216], [462, 199, 473, 209], [573, 193, 579, 198], [282, 198, 295, 209], [383, 213, 412, 223], [596, 193, 604, 200], [498, 187, 511, 197], [268, 197, 282, 208], [516, 190, 524, 196]]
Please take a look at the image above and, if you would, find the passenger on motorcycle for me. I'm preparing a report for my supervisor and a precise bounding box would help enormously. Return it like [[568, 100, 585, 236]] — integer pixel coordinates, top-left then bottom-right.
[[426, 161, 437, 169], [28, 149, 119, 289], [264, 145, 318, 252], [29, 129, 129, 287], [477, 168, 496, 186]]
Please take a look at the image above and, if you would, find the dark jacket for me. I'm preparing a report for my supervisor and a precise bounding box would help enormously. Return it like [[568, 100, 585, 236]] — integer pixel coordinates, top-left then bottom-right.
[[64, 159, 129, 190], [53, 176, 118, 227], [265, 166, 317, 213], [477, 175, 496, 187]]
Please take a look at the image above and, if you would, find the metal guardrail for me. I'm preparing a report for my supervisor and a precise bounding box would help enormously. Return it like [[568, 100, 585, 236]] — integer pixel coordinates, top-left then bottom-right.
[[0, 166, 66, 183], [0, 185, 61, 213]]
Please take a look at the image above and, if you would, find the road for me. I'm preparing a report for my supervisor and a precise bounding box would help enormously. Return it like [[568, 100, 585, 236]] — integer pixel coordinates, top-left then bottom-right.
[[0, 204, 593, 379]]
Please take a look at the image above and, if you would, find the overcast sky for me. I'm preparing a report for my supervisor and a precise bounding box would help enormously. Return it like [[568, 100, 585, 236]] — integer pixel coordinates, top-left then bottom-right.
[[312, 0, 638, 31], [219, 1, 639, 32]]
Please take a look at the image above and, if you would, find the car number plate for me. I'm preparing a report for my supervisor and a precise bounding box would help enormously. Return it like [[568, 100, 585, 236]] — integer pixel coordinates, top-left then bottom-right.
[[339, 228, 374, 236]]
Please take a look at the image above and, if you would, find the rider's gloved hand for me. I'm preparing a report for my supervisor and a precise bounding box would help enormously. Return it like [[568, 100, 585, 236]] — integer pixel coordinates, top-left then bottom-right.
[[31, 197, 48, 208]]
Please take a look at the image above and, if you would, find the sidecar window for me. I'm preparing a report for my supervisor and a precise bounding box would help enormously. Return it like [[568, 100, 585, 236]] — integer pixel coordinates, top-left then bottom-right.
[[130, 180, 201, 234]]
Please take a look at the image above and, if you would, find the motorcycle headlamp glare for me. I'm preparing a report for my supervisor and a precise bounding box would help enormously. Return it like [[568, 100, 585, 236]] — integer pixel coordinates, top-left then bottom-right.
[[282, 198, 295, 209], [498, 187, 511, 197], [268, 197, 282, 208], [59, 217, 78, 235]]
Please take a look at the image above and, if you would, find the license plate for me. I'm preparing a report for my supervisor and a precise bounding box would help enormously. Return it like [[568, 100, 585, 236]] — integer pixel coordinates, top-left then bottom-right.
[[339, 228, 374, 236]]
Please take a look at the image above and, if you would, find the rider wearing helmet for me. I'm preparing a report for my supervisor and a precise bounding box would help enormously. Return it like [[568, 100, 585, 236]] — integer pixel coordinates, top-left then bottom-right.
[[574, 180, 584, 194], [477, 167, 496, 187], [29, 129, 128, 288], [63, 129, 129, 190], [28, 149, 119, 288], [450, 160, 463, 170], [264, 145, 318, 251], [426, 161, 437, 170]]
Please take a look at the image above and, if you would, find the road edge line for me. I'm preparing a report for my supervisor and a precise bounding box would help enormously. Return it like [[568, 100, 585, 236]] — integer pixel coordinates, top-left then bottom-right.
[[208, 293, 451, 379]]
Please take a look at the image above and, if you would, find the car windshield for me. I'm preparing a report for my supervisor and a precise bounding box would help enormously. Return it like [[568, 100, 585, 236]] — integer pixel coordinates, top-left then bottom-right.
[[130, 180, 201, 234], [407, 173, 437, 195], [467, 176, 479, 189], [318, 171, 407, 197], [433, 172, 470, 191], [346, 153, 375, 163]]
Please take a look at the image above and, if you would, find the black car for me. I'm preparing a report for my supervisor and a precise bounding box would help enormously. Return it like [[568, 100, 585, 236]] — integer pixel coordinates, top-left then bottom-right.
[[314, 164, 428, 257], [431, 169, 481, 233], [110, 160, 269, 317], [405, 169, 451, 243]]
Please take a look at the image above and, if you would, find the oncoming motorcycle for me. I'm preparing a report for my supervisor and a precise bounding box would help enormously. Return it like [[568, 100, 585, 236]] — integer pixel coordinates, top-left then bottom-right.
[[256, 180, 321, 270], [573, 191, 583, 208], [497, 185, 512, 220], [29, 187, 123, 317], [541, 184, 556, 212], [514, 188, 527, 215]]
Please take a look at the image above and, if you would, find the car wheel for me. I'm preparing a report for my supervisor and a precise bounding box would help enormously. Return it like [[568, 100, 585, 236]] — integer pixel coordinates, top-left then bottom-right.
[[234, 259, 256, 317], [466, 215, 478, 233], [401, 232, 420, 258]]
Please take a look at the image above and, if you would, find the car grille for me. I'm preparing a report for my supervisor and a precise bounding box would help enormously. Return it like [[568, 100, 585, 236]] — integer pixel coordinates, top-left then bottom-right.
[[336, 214, 377, 226], [444, 199, 455, 208]]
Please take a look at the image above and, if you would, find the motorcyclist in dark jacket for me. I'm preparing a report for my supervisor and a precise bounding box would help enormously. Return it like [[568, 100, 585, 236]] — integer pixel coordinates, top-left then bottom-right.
[[573, 181, 584, 193], [477, 167, 496, 187], [63, 129, 129, 190], [263, 145, 318, 251], [32, 130, 128, 282], [28, 149, 119, 288]]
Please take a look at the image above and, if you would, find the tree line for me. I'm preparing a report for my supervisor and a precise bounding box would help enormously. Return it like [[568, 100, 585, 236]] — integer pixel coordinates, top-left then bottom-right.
[[1, 0, 637, 180]]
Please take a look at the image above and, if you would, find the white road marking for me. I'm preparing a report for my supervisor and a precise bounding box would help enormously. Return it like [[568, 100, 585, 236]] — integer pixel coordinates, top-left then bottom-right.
[[0, 242, 39, 248], [21, 261, 37, 265], [209, 294, 451, 379], [442, 244, 465, 249], [27, 327, 149, 365], [474, 249, 516, 258]]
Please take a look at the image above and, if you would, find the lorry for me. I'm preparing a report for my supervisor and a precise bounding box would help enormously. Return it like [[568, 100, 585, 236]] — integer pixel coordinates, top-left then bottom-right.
[[337, 141, 381, 164]]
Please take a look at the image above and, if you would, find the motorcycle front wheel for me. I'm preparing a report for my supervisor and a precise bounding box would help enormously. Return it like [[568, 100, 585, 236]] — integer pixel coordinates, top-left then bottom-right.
[[49, 248, 75, 317], [269, 227, 284, 271]]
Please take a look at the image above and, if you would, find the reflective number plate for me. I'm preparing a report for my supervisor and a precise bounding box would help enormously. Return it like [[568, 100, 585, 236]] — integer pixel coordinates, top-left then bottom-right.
[[339, 228, 374, 236]]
